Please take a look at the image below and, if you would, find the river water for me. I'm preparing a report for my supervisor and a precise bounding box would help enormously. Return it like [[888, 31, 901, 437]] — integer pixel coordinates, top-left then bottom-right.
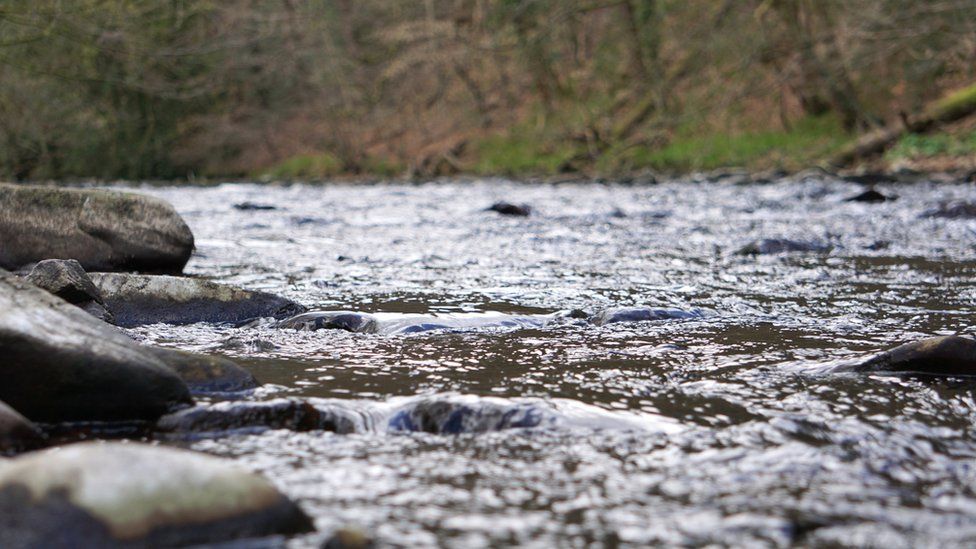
[[120, 176, 976, 547]]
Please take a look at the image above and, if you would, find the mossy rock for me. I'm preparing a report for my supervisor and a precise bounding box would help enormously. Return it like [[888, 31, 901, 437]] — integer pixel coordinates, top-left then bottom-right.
[[0, 184, 194, 274]]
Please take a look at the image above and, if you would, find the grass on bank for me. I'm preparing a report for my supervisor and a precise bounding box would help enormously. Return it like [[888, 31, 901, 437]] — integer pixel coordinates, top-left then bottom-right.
[[467, 115, 851, 176], [611, 115, 850, 173], [885, 130, 976, 161]]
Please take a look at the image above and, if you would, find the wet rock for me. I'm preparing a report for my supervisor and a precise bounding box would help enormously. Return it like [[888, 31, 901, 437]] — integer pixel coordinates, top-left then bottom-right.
[[0, 268, 192, 423], [486, 202, 532, 216], [0, 442, 313, 548], [156, 398, 358, 436], [589, 306, 702, 326], [845, 188, 895, 203], [233, 201, 278, 211], [388, 397, 545, 434], [146, 348, 259, 393], [323, 527, 375, 549], [0, 183, 194, 274], [736, 238, 832, 255], [385, 395, 678, 434], [844, 336, 976, 377], [91, 272, 306, 327], [278, 311, 379, 333], [24, 259, 113, 322], [0, 401, 43, 455], [920, 201, 976, 219]]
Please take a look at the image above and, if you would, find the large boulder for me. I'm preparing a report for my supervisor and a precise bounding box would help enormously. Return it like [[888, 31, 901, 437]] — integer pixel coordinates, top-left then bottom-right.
[[0, 269, 192, 422], [0, 401, 43, 455], [842, 336, 976, 377], [0, 442, 313, 548], [146, 347, 259, 393], [24, 259, 113, 322], [90, 273, 306, 327], [0, 184, 193, 274]]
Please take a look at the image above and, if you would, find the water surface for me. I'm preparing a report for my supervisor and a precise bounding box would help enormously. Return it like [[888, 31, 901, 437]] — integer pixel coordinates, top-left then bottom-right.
[[123, 176, 976, 547]]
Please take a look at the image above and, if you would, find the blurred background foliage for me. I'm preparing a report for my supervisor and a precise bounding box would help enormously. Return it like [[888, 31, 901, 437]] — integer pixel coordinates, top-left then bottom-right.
[[0, 0, 975, 180]]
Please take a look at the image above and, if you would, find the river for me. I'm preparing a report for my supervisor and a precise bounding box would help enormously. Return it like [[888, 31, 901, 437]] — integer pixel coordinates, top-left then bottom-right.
[[118, 175, 976, 547]]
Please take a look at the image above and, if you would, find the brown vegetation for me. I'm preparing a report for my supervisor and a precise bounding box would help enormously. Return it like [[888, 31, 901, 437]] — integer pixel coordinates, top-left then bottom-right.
[[0, 1, 975, 179]]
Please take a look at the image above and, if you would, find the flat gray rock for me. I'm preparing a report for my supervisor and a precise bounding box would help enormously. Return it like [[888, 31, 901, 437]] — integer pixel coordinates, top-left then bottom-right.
[[0, 184, 194, 274], [0, 442, 313, 548], [0, 269, 192, 423], [91, 273, 305, 327]]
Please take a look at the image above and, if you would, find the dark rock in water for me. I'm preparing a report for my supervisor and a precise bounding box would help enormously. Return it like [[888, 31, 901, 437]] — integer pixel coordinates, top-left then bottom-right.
[[842, 336, 976, 377], [920, 201, 976, 219], [0, 442, 313, 547], [146, 348, 259, 393], [736, 238, 831, 255], [845, 188, 895, 203], [0, 183, 194, 274], [0, 269, 192, 423], [233, 202, 277, 211], [589, 306, 702, 326], [278, 311, 379, 333], [0, 401, 43, 455], [486, 202, 532, 216], [90, 272, 306, 327], [24, 259, 113, 323], [388, 398, 545, 434], [156, 398, 358, 436], [323, 527, 376, 549]]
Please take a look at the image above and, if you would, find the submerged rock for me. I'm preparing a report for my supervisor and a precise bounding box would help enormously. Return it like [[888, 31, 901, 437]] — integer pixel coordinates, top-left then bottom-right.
[[277, 311, 379, 333], [389, 397, 545, 433], [0, 268, 192, 423], [146, 348, 259, 393], [0, 183, 194, 274], [24, 259, 113, 322], [486, 201, 532, 216], [156, 398, 359, 436], [233, 202, 277, 211], [0, 401, 43, 455], [736, 238, 832, 255], [386, 395, 679, 434], [839, 336, 976, 377], [845, 188, 895, 203], [91, 272, 305, 327], [920, 201, 976, 219], [323, 527, 376, 549], [589, 306, 702, 326], [0, 442, 313, 548]]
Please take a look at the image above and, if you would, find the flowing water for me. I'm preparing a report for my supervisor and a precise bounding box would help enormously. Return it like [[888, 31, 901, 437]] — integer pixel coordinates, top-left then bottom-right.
[[118, 175, 976, 547]]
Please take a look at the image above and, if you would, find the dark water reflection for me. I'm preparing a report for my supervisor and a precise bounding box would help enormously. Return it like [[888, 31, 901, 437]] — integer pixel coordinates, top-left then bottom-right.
[[118, 176, 976, 546]]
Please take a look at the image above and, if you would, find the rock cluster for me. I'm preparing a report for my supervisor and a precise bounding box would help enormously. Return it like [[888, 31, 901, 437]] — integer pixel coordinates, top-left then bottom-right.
[[0, 184, 311, 546]]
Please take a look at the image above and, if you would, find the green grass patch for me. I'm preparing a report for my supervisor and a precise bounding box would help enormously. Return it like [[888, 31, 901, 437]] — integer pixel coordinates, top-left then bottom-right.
[[886, 130, 976, 160], [471, 133, 579, 176], [260, 152, 344, 180], [358, 155, 405, 178], [610, 115, 850, 172]]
